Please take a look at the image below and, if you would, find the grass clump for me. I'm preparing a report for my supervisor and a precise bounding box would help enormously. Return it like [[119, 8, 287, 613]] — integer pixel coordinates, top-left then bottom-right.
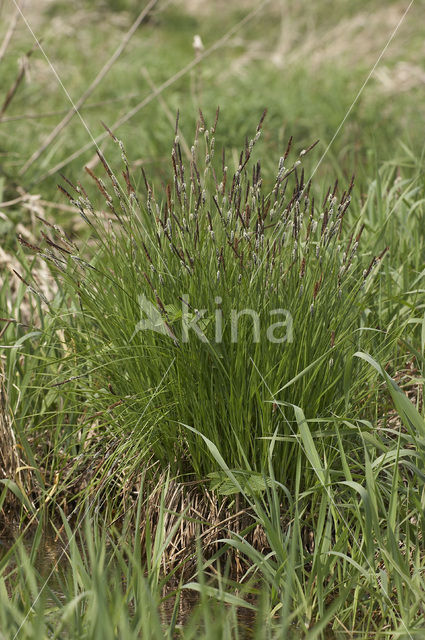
[[3, 404, 425, 638], [23, 111, 388, 489]]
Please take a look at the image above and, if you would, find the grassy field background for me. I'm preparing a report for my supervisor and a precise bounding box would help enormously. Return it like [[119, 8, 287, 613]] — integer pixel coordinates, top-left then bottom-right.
[[1, 0, 425, 638], [1, 0, 425, 200]]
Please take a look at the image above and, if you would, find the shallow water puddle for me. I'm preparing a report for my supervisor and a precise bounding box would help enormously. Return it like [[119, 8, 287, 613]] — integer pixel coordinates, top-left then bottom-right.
[[1, 530, 343, 638]]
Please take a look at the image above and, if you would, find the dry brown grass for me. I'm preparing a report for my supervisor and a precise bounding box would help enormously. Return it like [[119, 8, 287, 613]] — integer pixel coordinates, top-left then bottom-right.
[[219, 1, 421, 96], [0, 361, 20, 483], [271, 5, 409, 69], [0, 360, 34, 517]]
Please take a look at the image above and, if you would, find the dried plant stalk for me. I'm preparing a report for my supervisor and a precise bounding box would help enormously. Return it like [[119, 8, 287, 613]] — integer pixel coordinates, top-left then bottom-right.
[[0, 362, 20, 484]]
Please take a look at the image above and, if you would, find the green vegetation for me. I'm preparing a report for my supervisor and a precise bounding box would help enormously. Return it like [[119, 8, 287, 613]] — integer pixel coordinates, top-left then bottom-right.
[[1, 0, 425, 638]]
